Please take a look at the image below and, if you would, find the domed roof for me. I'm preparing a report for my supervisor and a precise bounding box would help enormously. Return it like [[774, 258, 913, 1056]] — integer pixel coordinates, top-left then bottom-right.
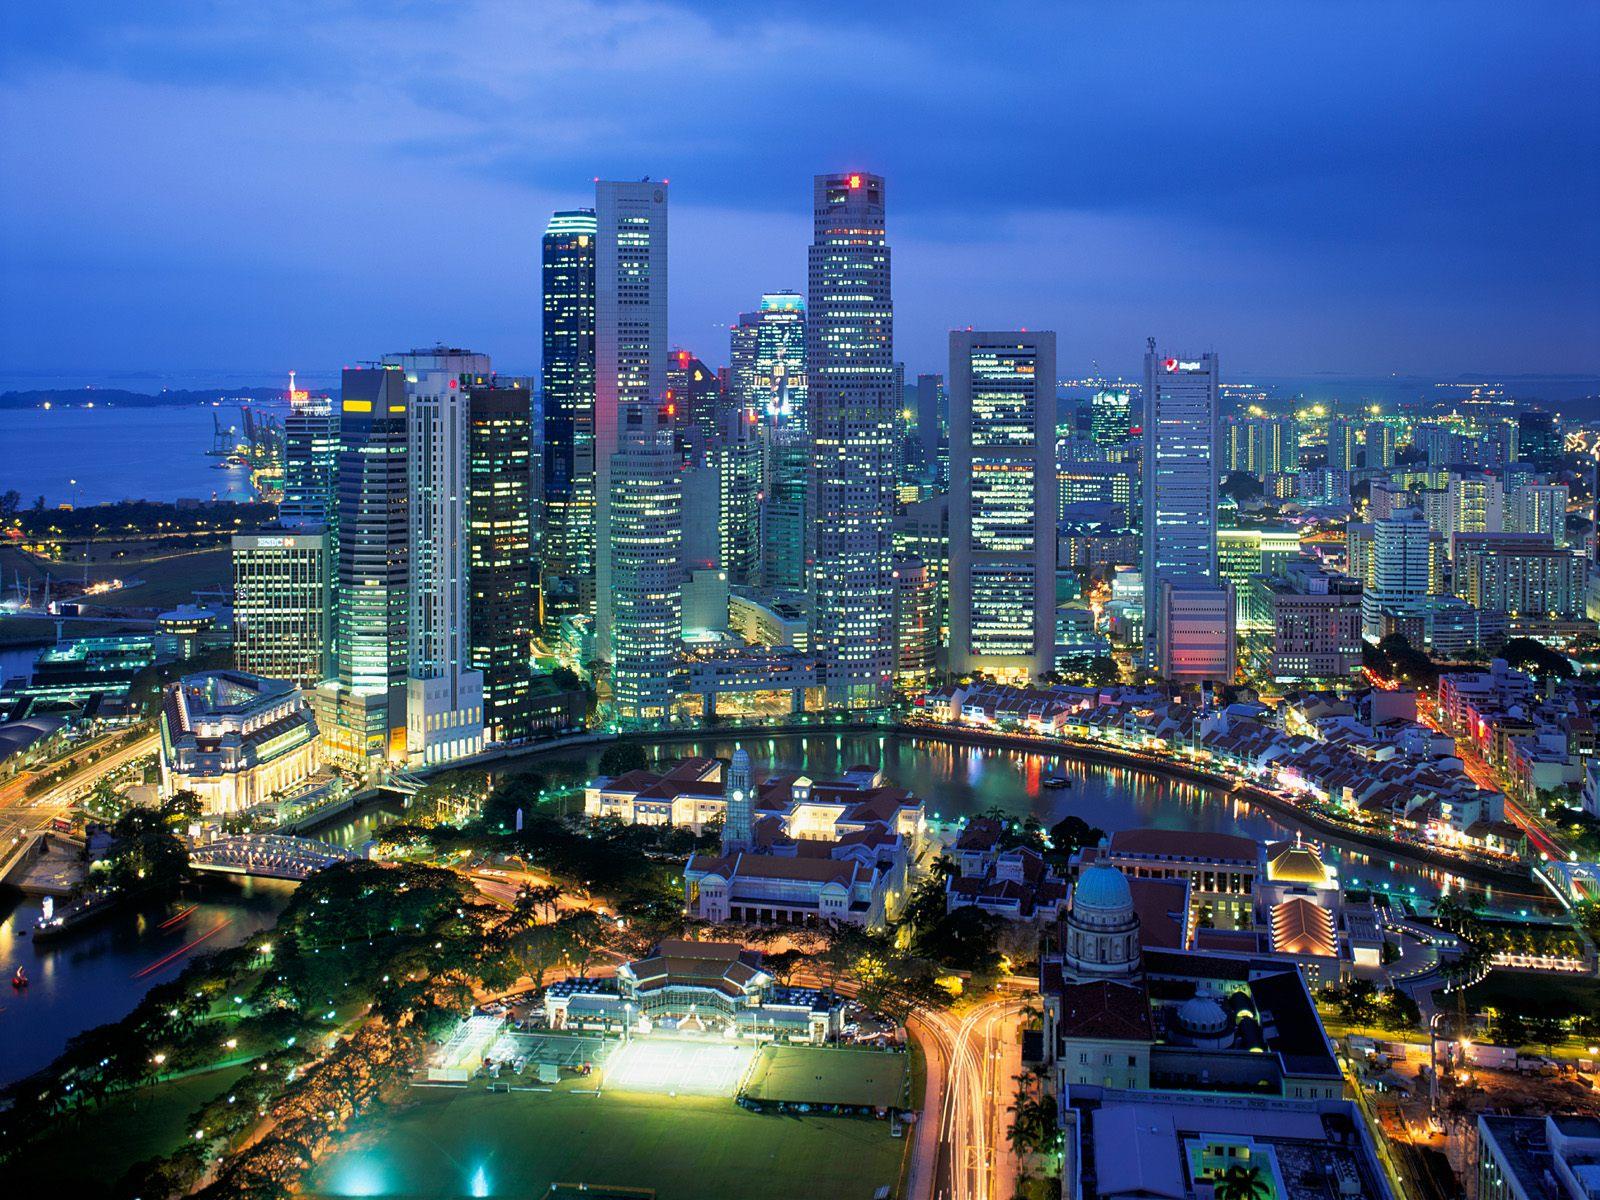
[[1176, 996, 1229, 1036], [1072, 864, 1133, 912]]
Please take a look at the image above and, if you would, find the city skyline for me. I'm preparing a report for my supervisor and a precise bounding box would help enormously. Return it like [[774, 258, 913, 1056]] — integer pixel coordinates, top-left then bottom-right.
[[3, 3, 1598, 381]]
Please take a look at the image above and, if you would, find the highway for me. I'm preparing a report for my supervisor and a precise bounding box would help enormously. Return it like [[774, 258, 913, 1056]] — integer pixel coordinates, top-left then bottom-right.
[[0, 728, 158, 856], [918, 995, 1030, 1200]]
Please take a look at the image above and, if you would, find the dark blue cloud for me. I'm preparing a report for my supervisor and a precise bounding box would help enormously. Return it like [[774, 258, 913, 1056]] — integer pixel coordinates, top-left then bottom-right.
[[1, 0, 1596, 379]]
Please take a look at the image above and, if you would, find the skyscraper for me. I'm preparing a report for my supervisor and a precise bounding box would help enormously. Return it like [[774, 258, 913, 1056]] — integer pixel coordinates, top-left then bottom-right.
[[1142, 342, 1221, 672], [915, 373, 947, 476], [384, 347, 488, 766], [594, 179, 669, 665], [753, 292, 807, 424], [729, 310, 761, 411], [808, 171, 896, 708], [232, 528, 330, 687], [280, 387, 339, 531], [1090, 388, 1133, 448], [609, 403, 683, 722], [948, 331, 1058, 681], [313, 366, 410, 767], [748, 292, 809, 592], [540, 208, 597, 626], [467, 380, 536, 744], [668, 348, 720, 446]]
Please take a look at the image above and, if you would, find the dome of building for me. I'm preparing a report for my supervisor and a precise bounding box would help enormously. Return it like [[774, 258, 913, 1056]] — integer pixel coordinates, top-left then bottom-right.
[[1072, 864, 1134, 913], [1176, 997, 1229, 1037], [1064, 865, 1140, 981]]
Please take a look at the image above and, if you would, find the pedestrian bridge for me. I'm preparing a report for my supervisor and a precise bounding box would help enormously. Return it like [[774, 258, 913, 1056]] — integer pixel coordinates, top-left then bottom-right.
[[189, 834, 359, 881]]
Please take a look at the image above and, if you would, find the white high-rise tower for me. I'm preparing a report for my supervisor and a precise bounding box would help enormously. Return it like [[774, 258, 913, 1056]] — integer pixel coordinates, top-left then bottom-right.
[[1141, 340, 1222, 674], [384, 346, 489, 765], [594, 179, 669, 664]]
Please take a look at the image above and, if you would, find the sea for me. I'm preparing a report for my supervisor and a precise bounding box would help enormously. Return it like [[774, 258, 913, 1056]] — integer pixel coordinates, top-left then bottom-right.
[[2, 368, 1599, 509]]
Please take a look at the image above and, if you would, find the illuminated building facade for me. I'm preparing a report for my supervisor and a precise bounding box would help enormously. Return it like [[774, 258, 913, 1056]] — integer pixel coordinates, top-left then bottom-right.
[[540, 208, 597, 626], [949, 330, 1058, 680], [467, 381, 536, 743], [595, 178, 669, 665], [1090, 388, 1133, 447], [1362, 507, 1433, 640], [280, 393, 339, 531], [313, 367, 409, 767], [892, 555, 939, 690], [807, 171, 897, 707], [609, 403, 683, 722], [384, 347, 487, 766], [668, 347, 720, 445], [1141, 342, 1220, 670], [232, 529, 330, 687]]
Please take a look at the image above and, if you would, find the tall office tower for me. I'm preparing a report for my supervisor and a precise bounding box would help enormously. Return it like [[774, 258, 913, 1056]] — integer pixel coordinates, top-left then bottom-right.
[[383, 347, 489, 766], [914, 373, 949, 482], [1508, 481, 1568, 545], [1141, 342, 1221, 671], [595, 179, 669, 664], [948, 331, 1058, 681], [280, 389, 339, 530], [1363, 422, 1396, 469], [808, 171, 897, 708], [729, 311, 761, 408], [540, 208, 598, 626], [466, 381, 535, 744], [232, 529, 330, 687], [1326, 418, 1359, 471], [609, 403, 683, 722], [1362, 507, 1432, 641], [753, 292, 807, 423], [1517, 411, 1561, 465], [668, 348, 719, 445], [1090, 388, 1133, 448], [713, 413, 762, 585], [891, 555, 939, 690], [313, 367, 410, 767]]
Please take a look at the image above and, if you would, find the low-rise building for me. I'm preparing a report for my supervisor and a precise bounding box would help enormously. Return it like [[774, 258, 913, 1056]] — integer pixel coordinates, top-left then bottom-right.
[[543, 939, 843, 1043], [158, 670, 321, 816]]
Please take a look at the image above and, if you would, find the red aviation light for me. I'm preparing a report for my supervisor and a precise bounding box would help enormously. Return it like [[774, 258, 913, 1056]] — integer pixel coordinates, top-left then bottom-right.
[[848, 174, 862, 189]]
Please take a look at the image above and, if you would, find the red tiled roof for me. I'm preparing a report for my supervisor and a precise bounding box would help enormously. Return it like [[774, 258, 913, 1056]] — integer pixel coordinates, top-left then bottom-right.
[[1057, 981, 1153, 1042]]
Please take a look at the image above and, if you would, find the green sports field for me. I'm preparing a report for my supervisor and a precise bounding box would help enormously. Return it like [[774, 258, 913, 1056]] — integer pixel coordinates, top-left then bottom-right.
[[742, 1045, 909, 1109], [306, 1083, 907, 1200]]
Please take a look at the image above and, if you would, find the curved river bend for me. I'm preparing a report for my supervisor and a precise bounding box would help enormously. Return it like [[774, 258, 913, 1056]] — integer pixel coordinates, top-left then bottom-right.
[[0, 730, 1552, 1087]]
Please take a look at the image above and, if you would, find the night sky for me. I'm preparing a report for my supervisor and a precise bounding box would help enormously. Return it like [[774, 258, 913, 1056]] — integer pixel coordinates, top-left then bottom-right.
[[3, 1, 1597, 380]]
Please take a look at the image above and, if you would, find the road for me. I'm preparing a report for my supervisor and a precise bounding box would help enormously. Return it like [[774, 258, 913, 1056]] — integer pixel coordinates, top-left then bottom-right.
[[918, 995, 1029, 1200], [1414, 696, 1565, 860], [0, 729, 157, 854]]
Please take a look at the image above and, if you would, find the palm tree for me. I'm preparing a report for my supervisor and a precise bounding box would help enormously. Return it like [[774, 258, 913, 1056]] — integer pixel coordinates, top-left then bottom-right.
[[1211, 1163, 1271, 1200]]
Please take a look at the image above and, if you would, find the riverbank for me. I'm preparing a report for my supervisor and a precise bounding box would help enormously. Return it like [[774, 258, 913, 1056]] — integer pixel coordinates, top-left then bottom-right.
[[414, 716, 1534, 890]]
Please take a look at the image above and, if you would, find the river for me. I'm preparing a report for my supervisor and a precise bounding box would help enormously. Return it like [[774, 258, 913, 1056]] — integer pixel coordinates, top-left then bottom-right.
[[0, 730, 1555, 1088]]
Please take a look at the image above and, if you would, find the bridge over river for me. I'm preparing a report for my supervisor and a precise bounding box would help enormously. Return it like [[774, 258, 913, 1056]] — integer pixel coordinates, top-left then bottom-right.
[[189, 834, 359, 881]]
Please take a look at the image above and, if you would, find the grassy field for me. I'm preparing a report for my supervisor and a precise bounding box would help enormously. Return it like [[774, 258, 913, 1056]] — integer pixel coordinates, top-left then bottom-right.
[[0, 542, 229, 612], [743, 1045, 909, 1108], [4, 1066, 246, 1196], [306, 1085, 907, 1200]]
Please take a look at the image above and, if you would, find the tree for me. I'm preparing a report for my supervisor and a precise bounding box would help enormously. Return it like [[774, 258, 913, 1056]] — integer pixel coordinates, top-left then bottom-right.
[[912, 906, 1005, 975], [1007, 1090, 1058, 1155], [1220, 472, 1263, 504], [1046, 815, 1105, 865], [598, 743, 648, 777], [1212, 1164, 1271, 1200], [1498, 637, 1575, 680]]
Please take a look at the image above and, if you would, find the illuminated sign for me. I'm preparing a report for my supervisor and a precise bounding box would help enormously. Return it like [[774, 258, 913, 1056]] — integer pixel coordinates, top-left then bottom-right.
[[848, 174, 862, 189], [1164, 358, 1205, 372]]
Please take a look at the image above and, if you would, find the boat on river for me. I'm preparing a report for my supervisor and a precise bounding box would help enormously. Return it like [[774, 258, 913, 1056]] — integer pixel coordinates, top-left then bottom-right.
[[11, 967, 27, 989]]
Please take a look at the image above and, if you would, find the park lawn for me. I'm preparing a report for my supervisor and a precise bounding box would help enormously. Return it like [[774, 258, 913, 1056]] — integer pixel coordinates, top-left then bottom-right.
[[73, 546, 231, 609], [307, 1085, 907, 1200], [1463, 971, 1600, 1019], [4, 1065, 248, 1197]]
